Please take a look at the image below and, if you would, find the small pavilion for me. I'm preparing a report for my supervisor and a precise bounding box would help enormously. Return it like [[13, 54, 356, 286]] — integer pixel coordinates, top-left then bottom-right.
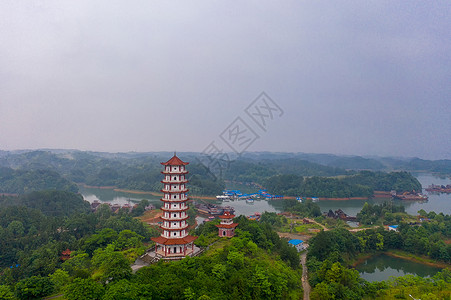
[[216, 211, 238, 237]]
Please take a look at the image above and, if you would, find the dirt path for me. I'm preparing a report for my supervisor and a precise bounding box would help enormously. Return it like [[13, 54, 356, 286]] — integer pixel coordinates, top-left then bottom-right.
[[277, 232, 312, 242], [300, 252, 310, 300], [303, 218, 328, 231], [348, 227, 379, 232]]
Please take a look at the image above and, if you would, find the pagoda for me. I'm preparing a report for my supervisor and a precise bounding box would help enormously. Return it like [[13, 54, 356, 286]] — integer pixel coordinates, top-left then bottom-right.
[[216, 210, 238, 237], [151, 154, 197, 258]]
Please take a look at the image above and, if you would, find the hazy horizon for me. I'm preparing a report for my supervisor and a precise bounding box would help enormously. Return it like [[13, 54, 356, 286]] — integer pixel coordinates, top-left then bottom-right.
[[1, 2, 450, 159], [0, 147, 446, 162]]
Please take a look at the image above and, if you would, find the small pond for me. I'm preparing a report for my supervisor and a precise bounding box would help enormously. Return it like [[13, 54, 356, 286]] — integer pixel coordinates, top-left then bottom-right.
[[355, 254, 443, 282]]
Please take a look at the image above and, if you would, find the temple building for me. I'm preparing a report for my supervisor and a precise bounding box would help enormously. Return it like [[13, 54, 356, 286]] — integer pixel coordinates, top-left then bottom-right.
[[216, 210, 238, 237], [151, 154, 197, 258]]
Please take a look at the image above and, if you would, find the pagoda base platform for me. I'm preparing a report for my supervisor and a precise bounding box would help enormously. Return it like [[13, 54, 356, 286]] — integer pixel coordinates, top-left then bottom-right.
[[134, 245, 204, 268]]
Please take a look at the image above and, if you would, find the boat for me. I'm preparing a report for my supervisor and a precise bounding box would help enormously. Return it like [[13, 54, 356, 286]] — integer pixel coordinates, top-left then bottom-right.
[[246, 198, 254, 204], [222, 206, 235, 214], [392, 191, 428, 201], [216, 195, 232, 202], [425, 184, 451, 194], [196, 202, 235, 215]]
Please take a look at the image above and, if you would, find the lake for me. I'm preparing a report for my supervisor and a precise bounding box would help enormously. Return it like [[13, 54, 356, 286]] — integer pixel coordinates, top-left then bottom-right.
[[79, 173, 451, 217], [79, 185, 284, 216], [355, 254, 443, 282]]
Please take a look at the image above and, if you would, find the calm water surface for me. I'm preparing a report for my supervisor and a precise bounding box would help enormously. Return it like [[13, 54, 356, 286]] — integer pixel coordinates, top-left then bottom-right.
[[355, 254, 442, 282], [79, 173, 450, 217]]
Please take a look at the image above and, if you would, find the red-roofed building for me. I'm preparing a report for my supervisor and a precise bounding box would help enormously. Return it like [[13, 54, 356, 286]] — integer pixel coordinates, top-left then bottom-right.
[[151, 154, 197, 258], [60, 249, 72, 261], [216, 211, 238, 237]]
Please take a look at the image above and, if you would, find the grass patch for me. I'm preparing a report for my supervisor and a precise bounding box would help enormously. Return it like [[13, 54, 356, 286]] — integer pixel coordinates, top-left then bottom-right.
[[205, 238, 231, 257]]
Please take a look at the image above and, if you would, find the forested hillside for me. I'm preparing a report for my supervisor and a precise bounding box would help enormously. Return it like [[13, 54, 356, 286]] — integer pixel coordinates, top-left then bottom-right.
[[264, 171, 421, 197], [0, 190, 90, 217], [0, 150, 438, 197], [0, 193, 302, 299], [0, 167, 78, 194]]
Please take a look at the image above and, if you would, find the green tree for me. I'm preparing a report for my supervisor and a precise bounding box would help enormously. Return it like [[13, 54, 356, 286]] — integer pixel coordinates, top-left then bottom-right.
[[64, 278, 104, 300], [102, 279, 142, 300], [15, 276, 54, 300], [113, 230, 143, 250], [7, 220, 24, 237], [61, 252, 92, 278], [92, 245, 132, 283], [0, 285, 14, 300], [311, 282, 334, 300], [49, 269, 70, 292]]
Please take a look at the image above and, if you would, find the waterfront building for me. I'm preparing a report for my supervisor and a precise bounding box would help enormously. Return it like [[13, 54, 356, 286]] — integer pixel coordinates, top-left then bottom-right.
[[216, 210, 238, 237], [151, 154, 197, 258]]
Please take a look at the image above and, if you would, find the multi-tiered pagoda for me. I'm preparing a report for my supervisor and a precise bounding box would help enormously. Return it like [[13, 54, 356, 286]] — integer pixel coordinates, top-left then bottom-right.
[[216, 211, 238, 237], [151, 154, 197, 258]]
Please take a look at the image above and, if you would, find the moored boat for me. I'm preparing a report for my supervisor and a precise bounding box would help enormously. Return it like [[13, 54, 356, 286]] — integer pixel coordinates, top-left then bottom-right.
[[392, 191, 428, 201], [425, 184, 451, 194]]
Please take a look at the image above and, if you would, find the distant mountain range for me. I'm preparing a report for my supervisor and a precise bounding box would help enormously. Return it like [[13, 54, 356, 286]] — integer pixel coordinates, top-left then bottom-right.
[[1, 149, 450, 175]]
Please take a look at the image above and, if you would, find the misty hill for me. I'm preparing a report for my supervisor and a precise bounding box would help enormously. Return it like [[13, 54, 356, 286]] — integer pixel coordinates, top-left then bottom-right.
[[0, 167, 78, 194], [264, 171, 421, 197], [0, 149, 449, 197], [0, 190, 90, 217], [241, 152, 451, 175]]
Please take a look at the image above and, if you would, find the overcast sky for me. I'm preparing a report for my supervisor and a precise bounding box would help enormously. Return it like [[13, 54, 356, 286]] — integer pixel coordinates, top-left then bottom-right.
[[1, 1, 450, 159]]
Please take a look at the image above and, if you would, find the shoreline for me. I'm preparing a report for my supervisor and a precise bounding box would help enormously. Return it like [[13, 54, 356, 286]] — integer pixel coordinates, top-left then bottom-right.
[[350, 251, 450, 269], [384, 250, 450, 269], [79, 184, 394, 202], [78, 184, 117, 189], [284, 196, 369, 201], [113, 188, 162, 196], [349, 253, 375, 267]]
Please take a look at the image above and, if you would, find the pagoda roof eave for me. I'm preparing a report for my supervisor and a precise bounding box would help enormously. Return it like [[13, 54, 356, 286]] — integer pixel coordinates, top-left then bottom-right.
[[161, 155, 189, 166], [152, 235, 197, 245], [216, 223, 239, 229], [160, 225, 189, 231], [219, 215, 235, 219], [161, 207, 190, 212]]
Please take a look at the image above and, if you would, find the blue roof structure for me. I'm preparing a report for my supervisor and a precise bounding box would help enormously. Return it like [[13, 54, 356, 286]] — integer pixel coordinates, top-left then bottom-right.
[[389, 225, 398, 228], [288, 239, 304, 246]]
